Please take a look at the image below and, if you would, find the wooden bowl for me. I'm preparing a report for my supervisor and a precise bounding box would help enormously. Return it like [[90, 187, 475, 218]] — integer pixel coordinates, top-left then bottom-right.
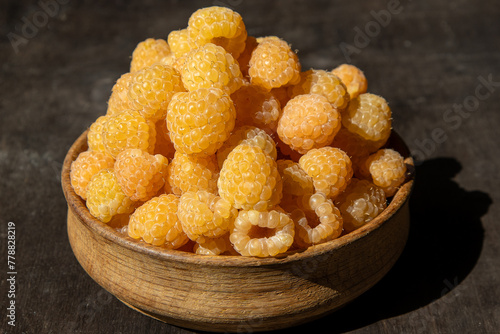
[[62, 130, 414, 333]]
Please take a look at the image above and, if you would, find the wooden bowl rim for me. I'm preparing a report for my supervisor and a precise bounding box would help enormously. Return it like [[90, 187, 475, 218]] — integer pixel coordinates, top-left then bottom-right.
[[62, 130, 414, 267]]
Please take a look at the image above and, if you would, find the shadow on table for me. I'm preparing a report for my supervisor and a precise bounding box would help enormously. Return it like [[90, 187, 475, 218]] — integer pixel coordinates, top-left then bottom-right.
[[268, 157, 490, 334]]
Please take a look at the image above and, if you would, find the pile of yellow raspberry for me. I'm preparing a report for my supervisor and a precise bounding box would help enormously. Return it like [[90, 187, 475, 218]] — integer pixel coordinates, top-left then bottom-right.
[[69, 6, 408, 257]]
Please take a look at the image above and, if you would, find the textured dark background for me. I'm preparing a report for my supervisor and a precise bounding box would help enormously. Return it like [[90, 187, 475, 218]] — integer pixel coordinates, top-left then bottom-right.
[[1, 0, 499, 333]]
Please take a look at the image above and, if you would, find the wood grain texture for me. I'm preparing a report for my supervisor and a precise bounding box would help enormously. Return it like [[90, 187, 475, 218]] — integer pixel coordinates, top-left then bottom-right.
[[61, 131, 413, 332]]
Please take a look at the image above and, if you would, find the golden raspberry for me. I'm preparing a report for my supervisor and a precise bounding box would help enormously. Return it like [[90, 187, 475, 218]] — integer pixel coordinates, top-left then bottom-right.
[[107, 73, 133, 116], [218, 144, 282, 211], [171, 53, 189, 73], [128, 194, 188, 249], [332, 64, 368, 99], [277, 94, 341, 154], [187, 6, 247, 58], [288, 70, 350, 110], [130, 38, 171, 73], [158, 53, 176, 68], [359, 149, 407, 197], [178, 190, 237, 242], [343, 93, 392, 143], [166, 88, 235, 156], [87, 115, 109, 153], [70, 150, 115, 200], [236, 36, 258, 78], [248, 36, 301, 90], [216, 125, 277, 169], [180, 43, 244, 94], [128, 64, 184, 122], [153, 119, 175, 159], [231, 83, 282, 132], [102, 110, 156, 158], [193, 234, 237, 256], [86, 169, 134, 223], [114, 149, 168, 202], [168, 28, 200, 58], [335, 178, 387, 232], [299, 146, 353, 199], [230, 209, 295, 257], [166, 151, 219, 196], [211, 20, 247, 60], [330, 126, 387, 158], [289, 193, 343, 248], [277, 159, 314, 200]]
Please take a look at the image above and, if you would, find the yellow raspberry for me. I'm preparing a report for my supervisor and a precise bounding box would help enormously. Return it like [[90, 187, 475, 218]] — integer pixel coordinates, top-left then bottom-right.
[[358, 149, 407, 197], [236, 36, 258, 78], [288, 69, 350, 111], [128, 194, 188, 249], [180, 43, 244, 94], [216, 125, 277, 169], [130, 38, 171, 73], [210, 19, 247, 60], [248, 36, 301, 90], [166, 88, 236, 156], [102, 110, 156, 158], [335, 178, 386, 232], [277, 94, 341, 154], [114, 149, 168, 202], [299, 147, 353, 199], [289, 193, 343, 248], [193, 234, 236, 255], [330, 126, 387, 158], [107, 73, 134, 116], [216, 26, 247, 59], [218, 144, 282, 211], [128, 64, 184, 122], [277, 159, 314, 200], [168, 28, 200, 58], [70, 150, 115, 200], [158, 53, 176, 68], [153, 119, 175, 159], [187, 6, 247, 58], [332, 64, 368, 99], [171, 53, 189, 73], [87, 115, 109, 153], [86, 169, 134, 223], [230, 209, 295, 257], [166, 151, 219, 196], [178, 190, 237, 242], [276, 166, 342, 248], [231, 83, 282, 132], [343, 93, 392, 143]]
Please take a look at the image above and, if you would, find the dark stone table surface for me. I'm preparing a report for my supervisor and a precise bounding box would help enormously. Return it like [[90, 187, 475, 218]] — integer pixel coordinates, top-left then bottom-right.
[[1, 0, 499, 333]]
